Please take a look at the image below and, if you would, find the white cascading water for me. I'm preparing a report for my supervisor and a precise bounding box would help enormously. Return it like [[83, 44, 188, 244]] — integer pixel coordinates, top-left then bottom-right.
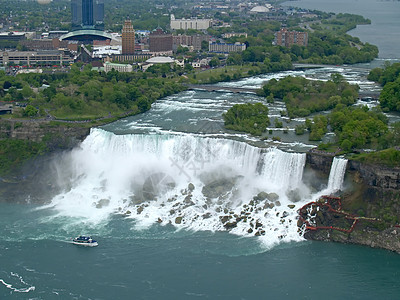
[[327, 157, 348, 193], [47, 128, 329, 248]]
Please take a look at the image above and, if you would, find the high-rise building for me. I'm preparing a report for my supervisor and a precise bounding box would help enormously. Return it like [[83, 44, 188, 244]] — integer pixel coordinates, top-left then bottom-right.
[[149, 28, 173, 54], [71, 0, 104, 31], [122, 20, 135, 55]]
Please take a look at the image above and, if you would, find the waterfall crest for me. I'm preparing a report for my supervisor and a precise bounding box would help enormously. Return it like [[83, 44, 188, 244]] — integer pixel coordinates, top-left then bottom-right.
[[48, 128, 312, 248]]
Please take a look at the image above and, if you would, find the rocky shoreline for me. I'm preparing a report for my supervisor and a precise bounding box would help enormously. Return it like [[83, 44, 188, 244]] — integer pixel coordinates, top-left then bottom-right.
[[304, 151, 400, 253]]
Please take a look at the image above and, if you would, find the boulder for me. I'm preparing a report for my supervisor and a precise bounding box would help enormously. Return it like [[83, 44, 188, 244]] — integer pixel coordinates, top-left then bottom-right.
[[266, 193, 279, 202]]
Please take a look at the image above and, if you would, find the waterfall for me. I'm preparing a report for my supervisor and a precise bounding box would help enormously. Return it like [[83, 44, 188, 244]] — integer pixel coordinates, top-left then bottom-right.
[[47, 128, 310, 248], [327, 157, 348, 193]]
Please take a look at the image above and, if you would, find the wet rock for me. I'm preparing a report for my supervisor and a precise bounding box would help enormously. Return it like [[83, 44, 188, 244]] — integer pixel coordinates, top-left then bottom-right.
[[254, 191, 269, 201], [202, 212, 212, 219], [248, 228, 253, 234], [288, 204, 296, 209], [95, 198, 110, 209], [286, 189, 302, 203], [175, 217, 183, 224], [137, 206, 144, 214], [224, 221, 237, 229], [184, 195, 193, 204], [201, 178, 235, 199], [125, 210, 131, 215], [188, 183, 195, 192], [157, 218, 162, 223], [220, 215, 230, 224], [263, 202, 275, 209], [275, 201, 281, 206], [266, 193, 279, 202], [282, 211, 289, 218]]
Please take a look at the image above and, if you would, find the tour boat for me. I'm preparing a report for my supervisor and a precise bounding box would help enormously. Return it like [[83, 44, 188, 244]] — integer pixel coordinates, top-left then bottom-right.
[[72, 236, 98, 247]]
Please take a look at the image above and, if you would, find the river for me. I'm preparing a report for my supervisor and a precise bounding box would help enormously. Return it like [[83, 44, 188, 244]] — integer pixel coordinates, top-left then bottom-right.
[[282, 0, 400, 59], [2, 2, 400, 298]]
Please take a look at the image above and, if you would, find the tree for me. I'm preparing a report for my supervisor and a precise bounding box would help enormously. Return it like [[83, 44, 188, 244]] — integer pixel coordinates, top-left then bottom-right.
[[24, 105, 38, 117], [209, 57, 220, 68]]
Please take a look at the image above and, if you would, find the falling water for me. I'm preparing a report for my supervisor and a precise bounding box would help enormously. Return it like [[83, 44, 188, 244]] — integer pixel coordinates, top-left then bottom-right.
[[327, 157, 348, 193], [46, 128, 313, 247]]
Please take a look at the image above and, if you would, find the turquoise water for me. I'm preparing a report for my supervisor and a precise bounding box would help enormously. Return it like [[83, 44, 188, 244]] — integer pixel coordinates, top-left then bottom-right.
[[2, 203, 400, 299]]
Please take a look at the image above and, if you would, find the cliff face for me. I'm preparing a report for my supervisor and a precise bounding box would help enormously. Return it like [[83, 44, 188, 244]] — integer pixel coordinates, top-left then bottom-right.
[[305, 151, 400, 253], [0, 120, 90, 150], [0, 120, 91, 203], [348, 160, 400, 190], [306, 151, 335, 174]]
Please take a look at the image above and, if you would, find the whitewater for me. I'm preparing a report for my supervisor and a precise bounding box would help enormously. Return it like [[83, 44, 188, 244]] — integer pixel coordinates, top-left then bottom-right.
[[39, 66, 367, 250], [43, 127, 346, 249]]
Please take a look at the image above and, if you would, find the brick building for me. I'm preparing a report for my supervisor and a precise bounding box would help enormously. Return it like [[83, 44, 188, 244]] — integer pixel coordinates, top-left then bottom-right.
[[149, 28, 173, 54], [122, 19, 135, 55], [274, 28, 308, 47]]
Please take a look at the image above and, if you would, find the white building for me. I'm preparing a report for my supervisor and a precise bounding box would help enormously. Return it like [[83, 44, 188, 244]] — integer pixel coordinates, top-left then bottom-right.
[[209, 42, 246, 54], [104, 61, 133, 73], [170, 14, 212, 31]]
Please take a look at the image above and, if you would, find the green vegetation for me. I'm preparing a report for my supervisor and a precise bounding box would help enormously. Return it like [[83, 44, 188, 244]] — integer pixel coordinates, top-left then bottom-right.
[[352, 148, 400, 167], [0, 139, 47, 176], [260, 74, 358, 118], [328, 105, 389, 149], [223, 103, 270, 136], [0, 65, 185, 121], [368, 62, 400, 112]]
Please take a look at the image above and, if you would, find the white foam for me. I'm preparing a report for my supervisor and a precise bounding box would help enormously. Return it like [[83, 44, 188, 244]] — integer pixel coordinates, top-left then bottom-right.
[[327, 157, 348, 193], [44, 129, 318, 248]]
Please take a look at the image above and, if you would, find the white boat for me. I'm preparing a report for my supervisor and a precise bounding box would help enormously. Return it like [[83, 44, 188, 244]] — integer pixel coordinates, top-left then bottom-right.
[[72, 236, 98, 247]]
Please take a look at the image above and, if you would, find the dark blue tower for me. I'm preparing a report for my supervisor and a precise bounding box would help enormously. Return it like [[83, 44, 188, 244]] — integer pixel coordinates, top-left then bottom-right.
[[71, 0, 104, 31]]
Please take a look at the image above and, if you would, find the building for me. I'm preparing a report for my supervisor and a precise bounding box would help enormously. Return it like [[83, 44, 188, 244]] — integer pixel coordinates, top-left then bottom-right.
[[0, 50, 74, 66], [122, 20, 135, 55], [149, 28, 173, 54], [104, 61, 133, 73], [0, 32, 27, 43], [105, 53, 152, 63], [222, 33, 248, 39], [274, 28, 308, 47], [170, 14, 212, 31], [208, 41, 246, 54], [20, 38, 76, 51], [172, 34, 209, 51], [71, 0, 104, 31]]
